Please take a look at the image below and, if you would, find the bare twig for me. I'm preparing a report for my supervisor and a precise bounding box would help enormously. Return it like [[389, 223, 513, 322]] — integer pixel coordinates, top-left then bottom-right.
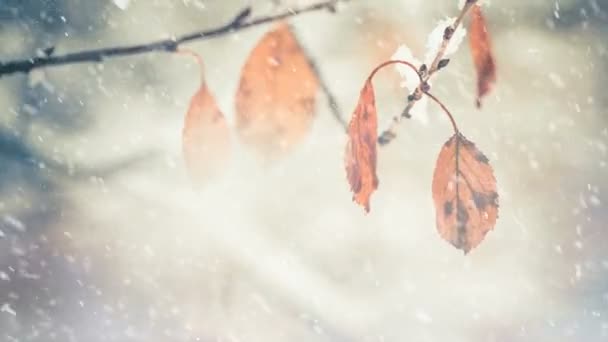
[[378, 0, 478, 145], [291, 25, 348, 131], [0, 0, 347, 77], [310, 59, 348, 131]]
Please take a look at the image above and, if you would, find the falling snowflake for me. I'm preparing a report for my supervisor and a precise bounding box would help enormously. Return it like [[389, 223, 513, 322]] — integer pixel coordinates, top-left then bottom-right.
[[112, 0, 130, 10], [1, 303, 16, 316]]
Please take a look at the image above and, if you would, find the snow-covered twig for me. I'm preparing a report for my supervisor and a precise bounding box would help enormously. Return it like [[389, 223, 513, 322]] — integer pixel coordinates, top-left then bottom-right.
[[378, 0, 478, 146]]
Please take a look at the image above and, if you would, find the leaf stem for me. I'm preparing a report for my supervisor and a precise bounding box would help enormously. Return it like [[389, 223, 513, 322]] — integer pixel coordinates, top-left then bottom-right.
[[176, 48, 206, 86], [367, 59, 422, 83], [367, 60, 424, 145], [424, 91, 459, 134]]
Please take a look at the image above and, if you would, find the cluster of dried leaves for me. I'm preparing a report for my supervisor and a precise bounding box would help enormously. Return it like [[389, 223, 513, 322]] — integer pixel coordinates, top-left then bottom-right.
[[183, 3, 498, 254], [182, 22, 319, 181], [345, 2, 498, 253]]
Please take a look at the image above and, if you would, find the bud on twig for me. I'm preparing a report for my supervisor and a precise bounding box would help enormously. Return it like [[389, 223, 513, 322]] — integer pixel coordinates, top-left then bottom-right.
[[438, 59, 450, 70]]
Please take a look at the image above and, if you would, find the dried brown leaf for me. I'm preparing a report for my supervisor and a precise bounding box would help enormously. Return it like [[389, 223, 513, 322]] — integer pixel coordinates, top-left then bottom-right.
[[182, 83, 230, 184], [345, 79, 378, 213], [432, 133, 499, 253], [469, 5, 496, 108], [235, 22, 319, 157]]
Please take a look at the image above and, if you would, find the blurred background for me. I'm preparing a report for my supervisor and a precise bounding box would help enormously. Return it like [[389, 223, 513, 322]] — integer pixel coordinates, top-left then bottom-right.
[[1, 0, 607, 341]]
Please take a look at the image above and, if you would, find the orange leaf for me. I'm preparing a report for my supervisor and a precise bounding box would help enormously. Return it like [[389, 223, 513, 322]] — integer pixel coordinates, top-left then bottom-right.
[[469, 5, 496, 108], [432, 133, 499, 253], [235, 22, 319, 157], [345, 79, 378, 213], [182, 65, 230, 185]]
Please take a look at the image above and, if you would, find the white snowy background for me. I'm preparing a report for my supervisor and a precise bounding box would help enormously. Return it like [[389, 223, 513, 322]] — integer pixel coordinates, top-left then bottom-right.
[[0, 0, 607, 341]]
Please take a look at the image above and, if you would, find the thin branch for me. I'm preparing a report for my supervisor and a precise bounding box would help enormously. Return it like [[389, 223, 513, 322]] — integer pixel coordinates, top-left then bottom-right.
[[312, 60, 348, 131], [426, 0, 475, 75], [0, 0, 347, 77], [378, 0, 478, 146], [291, 25, 348, 131]]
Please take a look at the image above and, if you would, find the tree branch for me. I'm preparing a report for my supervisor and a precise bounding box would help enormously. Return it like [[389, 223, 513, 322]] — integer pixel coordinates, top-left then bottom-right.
[[291, 26, 348, 132], [0, 0, 347, 77], [378, 0, 478, 146]]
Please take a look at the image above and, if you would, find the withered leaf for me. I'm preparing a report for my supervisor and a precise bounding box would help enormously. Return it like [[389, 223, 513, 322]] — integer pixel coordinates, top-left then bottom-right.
[[345, 79, 378, 213], [235, 22, 319, 158], [469, 5, 496, 108], [182, 83, 230, 185], [431, 133, 499, 253]]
